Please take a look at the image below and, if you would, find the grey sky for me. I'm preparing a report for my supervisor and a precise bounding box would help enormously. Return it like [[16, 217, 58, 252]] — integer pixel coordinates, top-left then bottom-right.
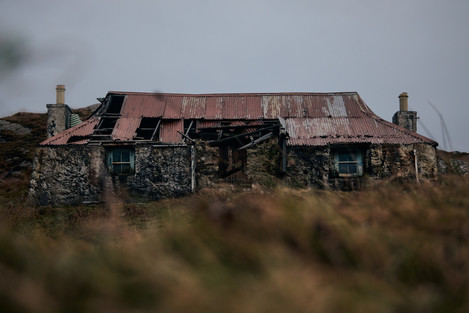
[[1, 0, 468, 151]]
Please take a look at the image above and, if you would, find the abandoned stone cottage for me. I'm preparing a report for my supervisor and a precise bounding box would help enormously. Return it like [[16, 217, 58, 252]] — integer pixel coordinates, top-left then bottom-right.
[[28, 85, 438, 206]]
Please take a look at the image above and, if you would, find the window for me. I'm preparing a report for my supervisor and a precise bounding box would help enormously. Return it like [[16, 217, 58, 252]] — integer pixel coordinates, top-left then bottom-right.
[[333, 150, 363, 177], [108, 149, 135, 175]]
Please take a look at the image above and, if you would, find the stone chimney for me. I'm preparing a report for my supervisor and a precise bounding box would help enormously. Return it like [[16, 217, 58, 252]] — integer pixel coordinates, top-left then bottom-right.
[[47, 84, 72, 138], [392, 92, 417, 133]]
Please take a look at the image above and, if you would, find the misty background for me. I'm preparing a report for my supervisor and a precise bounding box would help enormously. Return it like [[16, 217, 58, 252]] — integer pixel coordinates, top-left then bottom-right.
[[1, 0, 468, 152]]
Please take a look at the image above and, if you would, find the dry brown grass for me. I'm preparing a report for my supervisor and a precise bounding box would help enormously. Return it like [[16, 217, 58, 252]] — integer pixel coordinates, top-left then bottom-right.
[[1, 176, 469, 312]]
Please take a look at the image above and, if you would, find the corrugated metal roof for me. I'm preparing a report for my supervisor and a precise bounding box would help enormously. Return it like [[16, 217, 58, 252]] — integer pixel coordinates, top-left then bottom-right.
[[164, 96, 183, 119], [40, 118, 99, 146], [159, 120, 183, 143], [120, 94, 166, 118], [182, 96, 206, 119], [41, 91, 436, 147], [285, 117, 435, 146], [112, 117, 141, 141], [109, 91, 367, 120]]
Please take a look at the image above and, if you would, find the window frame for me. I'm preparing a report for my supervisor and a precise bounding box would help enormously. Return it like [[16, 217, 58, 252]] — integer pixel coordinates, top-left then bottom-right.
[[333, 149, 363, 177], [107, 149, 135, 175]]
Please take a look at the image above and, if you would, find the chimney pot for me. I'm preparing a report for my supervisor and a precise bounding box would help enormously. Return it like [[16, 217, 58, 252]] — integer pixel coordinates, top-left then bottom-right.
[[56, 84, 66, 104], [399, 92, 408, 111]]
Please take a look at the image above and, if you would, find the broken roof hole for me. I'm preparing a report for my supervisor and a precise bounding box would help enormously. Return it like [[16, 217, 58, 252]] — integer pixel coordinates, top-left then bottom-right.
[[94, 117, 118, 135], [135, 117, 160, 140], [106, 95, 125, 114]]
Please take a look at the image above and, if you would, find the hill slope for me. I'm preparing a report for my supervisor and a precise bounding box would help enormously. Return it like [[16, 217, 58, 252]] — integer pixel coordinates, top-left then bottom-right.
[[0, 106, 97, 199]]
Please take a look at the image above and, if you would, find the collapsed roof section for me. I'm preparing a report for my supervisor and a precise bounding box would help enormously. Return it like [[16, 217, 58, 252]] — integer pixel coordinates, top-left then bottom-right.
[[40, 91, 437, 147]]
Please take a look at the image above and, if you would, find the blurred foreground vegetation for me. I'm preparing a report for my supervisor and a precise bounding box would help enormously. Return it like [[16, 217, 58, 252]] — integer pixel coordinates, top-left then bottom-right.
[[1, 176, 469, 313]]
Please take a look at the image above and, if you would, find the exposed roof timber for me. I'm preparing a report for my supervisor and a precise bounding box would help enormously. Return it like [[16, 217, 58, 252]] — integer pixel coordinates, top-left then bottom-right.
[[208, 124, 279, 147], [177, 131, 196, 143], [238, 132, 274, 150]]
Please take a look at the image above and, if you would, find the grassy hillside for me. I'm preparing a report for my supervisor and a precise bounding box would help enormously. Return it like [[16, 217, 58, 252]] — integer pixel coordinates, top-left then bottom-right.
[[1, 177, 469, 313], [0, 106, 96, 200]]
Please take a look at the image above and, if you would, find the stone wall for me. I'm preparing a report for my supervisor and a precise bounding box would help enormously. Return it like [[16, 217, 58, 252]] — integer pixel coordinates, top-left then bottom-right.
[[46, 104, 72, 138], [129, 145, 192, 199], [29, 144, 193, 206], [285, 146, 331, 189], [29, 141, 438, 206], [195, 141, 220, 188], [245, 139, 281, 187], [366, 143, 438, 180], [285, 143, 438, 189], [28, 145, 105, 206], [392, 111, 417, 132]]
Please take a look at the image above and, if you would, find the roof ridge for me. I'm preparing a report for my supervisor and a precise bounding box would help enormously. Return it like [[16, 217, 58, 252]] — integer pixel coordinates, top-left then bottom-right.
[[108, 91, 359, 97]]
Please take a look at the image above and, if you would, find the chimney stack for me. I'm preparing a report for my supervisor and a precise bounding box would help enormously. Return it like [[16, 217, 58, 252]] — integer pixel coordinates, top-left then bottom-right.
[[399, 92, 408, 111], [56, 84, 66, 104], [46, 84, 72, 138], [392, 92, 417, 133]]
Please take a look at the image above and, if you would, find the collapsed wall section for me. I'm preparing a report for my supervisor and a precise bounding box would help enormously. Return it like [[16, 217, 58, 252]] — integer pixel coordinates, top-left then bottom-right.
[[195, 139, 281, 188]]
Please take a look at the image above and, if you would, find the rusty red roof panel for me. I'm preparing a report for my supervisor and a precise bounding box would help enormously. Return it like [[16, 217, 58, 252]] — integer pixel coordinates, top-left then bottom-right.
[[222, 96, 247, 119], [285, 117, 436, 146], [112, 117, 141, 141], [285, 95, 304, 118], [205, 96, 223, 119], [120, 94, 166, 118], [245, 96, 263, 119], [159, 120, 183, 143], [109, 91, 368, 120], [262, 95, 285, 119], [164, 96, 182, 119], [181, 96, 206, 119], [40, 118, 99, 145], [197, 120, 220, 129]]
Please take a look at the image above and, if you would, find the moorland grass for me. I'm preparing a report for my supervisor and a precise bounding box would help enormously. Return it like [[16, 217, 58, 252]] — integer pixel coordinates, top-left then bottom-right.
[[0, 176, 468, 313]]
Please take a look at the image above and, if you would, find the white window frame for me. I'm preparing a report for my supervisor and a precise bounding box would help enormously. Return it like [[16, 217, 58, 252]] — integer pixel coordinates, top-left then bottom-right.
[[107, 149, 135, 175]]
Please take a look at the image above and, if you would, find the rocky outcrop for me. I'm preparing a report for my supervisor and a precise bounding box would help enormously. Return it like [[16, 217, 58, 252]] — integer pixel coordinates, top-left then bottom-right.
[[0, 120, 31, 141]]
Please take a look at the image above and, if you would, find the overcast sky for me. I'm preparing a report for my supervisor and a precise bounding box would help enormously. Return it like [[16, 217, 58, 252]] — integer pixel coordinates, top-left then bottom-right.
[[1, 0, 468, 152]]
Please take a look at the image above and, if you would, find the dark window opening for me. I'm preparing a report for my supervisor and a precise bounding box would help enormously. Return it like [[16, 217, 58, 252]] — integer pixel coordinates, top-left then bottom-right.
[[95, 117, 118, 135], [183, 119, 198, 140], [106, 95, 125, 114], [67, 135, 89, 143], [135, 117, 160, 140], [219, 146, 247, 181], [107, 149, 135, 175], [184, 119, 194, 134], [333, 149, 363, 177]]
